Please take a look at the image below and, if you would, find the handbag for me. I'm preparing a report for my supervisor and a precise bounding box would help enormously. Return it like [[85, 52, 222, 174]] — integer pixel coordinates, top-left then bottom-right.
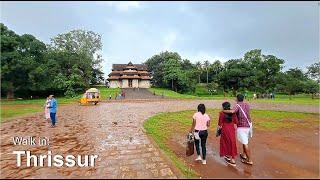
[[216, 127, 222, 137], [194, 131, 200, 140], [236, 104, 253, 137], [186, 133, 194, 156]]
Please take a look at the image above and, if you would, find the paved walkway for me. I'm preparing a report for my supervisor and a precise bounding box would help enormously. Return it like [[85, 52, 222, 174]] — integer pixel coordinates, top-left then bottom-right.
[[0, 100, 319, 178], [121, 88, 166, 99]]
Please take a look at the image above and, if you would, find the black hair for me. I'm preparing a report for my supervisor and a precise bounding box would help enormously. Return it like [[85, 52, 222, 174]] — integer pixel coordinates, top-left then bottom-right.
[[197, 104, 206, 115], [222, 102, 232, 123], [237, 94, 244, 102]]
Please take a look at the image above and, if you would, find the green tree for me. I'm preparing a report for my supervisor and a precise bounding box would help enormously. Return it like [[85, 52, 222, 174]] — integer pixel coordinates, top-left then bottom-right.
[[49, 29, 104, 87], [203, 60, 210, 85], [1, 23, 22, 99], [49, 29, 104, 96], [1, 24, 48, 99], [145, 51, 182, 87], [218, 59, 249, 96], [303, 80, 319, 99], [306, 62, 320, 83], [209, 60, 223, 83], [195, 61, 202, 84], [275, 71, 304, 99], [163, 58, 182, 91]]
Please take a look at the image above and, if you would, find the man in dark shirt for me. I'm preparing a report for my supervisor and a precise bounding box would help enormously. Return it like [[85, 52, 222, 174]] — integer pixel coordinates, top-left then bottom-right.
[[223, 94, 253, 165]]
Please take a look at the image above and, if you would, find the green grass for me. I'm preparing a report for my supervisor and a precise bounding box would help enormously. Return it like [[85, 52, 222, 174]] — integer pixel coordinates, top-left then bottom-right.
[[143, 109, 319, 178], [149, 87, 320, 105], [0, 86, 124, 122], [148, 88, 229, 100], [0, 96, 80, 122], [254, 97, 320, 105], [93, 86, 121, 99]]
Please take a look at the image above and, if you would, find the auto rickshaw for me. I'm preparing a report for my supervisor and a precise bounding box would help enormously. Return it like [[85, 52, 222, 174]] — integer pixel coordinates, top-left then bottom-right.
[[79, 88, 101, 105]]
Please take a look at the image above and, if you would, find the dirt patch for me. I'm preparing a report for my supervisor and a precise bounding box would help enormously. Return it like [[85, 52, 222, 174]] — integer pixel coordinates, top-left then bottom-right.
[[167, 126, 319, 178]]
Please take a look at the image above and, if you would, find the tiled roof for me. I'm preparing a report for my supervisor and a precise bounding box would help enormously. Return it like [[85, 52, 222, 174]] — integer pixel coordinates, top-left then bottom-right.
[[112, 64, 148, 71]]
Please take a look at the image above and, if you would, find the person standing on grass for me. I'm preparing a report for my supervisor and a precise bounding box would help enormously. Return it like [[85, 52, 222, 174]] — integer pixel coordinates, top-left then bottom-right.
[[223, 94, 253, 165], [218, 102, 238, 167], [48, 95, 57, 128], [189, 104, 210, 165], [44, 97, 51, 121]]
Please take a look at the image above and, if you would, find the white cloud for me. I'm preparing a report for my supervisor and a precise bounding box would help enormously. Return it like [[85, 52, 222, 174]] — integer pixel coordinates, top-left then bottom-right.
[[103, 1, 141, 11]]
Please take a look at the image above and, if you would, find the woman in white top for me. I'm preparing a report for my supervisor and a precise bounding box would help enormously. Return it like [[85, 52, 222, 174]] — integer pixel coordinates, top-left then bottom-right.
[[44, 97, 51, 121]]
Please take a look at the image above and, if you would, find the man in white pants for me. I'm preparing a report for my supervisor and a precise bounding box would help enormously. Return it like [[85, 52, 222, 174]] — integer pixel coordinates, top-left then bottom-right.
[[223, 94, 253, 165]]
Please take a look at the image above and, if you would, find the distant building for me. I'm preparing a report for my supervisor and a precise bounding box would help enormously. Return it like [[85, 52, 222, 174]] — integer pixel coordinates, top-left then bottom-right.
[[107, 62, 151, 88]]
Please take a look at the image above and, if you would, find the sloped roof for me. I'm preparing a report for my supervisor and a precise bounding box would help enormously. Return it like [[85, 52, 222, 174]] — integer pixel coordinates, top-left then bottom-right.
[[112, 63, 148, 71]]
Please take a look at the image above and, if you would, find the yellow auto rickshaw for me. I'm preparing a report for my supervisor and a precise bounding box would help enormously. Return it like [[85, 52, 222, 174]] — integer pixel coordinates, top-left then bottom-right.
[[79, 88, 101, 105]]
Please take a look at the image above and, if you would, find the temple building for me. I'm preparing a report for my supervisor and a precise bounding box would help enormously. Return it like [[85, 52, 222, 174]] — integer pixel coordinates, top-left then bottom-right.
[[107, 62, 151, 88]]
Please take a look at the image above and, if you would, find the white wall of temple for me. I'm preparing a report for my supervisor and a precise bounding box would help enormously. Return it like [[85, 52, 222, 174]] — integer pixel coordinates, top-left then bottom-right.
[[139, 80, 151, 88], [132, 79, 139, 88], [109, 80, 120, 88], [122, 79, 129, 88]]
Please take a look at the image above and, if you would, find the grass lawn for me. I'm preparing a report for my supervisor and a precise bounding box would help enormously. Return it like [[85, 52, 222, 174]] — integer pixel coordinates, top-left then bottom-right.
[[0, 86, 123, 122], [0, 96, 81, 122], [254, 96, 320, 105], [148, 88, 229, 100], [148, 87, 320, 105], [143, 109, 319, 178], [93, 86, 121, 100]]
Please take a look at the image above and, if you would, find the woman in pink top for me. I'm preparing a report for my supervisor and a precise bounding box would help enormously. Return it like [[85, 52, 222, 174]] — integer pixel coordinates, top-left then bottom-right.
[[189, 104, 210, 165]]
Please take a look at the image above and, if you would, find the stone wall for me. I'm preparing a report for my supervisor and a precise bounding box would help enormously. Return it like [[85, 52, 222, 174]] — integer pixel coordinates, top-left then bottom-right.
[[139, 80, 151, 88], [132, 79, 139, 88], [109, 80, 120, 88], [122, 79, 129, 88]]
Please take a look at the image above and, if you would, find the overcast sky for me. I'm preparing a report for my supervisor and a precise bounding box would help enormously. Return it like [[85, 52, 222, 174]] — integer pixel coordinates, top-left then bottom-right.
[[1, 1, 319, 77]]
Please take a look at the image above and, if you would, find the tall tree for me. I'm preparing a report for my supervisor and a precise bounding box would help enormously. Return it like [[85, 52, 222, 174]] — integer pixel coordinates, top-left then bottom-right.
[[163, 58, 182, 91], [145, 51, 182, 87], [306, 62, 320, 83], [203, 60, 210, 85], [209, 60, 223, 83], [49, 29, 103, 87], [195, 61, 202, 84], [1, 24, 47, 99], [1, 23, 21, 99], [49, 29, 104, 96]]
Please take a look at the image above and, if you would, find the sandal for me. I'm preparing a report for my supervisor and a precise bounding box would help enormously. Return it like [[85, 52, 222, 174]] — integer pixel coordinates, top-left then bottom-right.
[[241, 158, 253, 165], [224, 156, 231, 162], [226, 160, 236, 167], [240, 153, 248, 160]]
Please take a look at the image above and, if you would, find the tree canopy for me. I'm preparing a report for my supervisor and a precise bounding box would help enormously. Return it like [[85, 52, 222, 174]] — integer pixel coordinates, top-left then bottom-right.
[[144, 49, 318, 97], [1, 23, 104, 99]]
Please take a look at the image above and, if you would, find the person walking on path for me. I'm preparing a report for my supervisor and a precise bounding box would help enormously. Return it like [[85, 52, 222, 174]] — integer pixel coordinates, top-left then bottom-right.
[[44, 97, 51, 121], [189, 104, 211, 165], [218, 102, 238, 166], [223, 94, 253, 165], [48, 95, 58, 128]]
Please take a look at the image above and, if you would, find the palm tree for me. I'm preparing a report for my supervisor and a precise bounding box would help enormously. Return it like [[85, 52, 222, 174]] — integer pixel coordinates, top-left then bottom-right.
[[195, 61, 202, 84], [203, 60, 210, 85]]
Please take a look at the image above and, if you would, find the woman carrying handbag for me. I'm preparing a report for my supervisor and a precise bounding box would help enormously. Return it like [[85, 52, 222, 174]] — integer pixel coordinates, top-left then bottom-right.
[[189, 104, 211, 165]]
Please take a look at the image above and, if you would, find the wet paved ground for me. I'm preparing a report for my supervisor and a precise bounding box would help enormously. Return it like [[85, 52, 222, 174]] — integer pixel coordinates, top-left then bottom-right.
[[0, 99, 319, 178]]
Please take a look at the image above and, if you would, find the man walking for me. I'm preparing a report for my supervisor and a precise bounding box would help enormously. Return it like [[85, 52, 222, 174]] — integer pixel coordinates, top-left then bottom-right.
[[223, 94, 253, 165], [48, 95, 58, 128]]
